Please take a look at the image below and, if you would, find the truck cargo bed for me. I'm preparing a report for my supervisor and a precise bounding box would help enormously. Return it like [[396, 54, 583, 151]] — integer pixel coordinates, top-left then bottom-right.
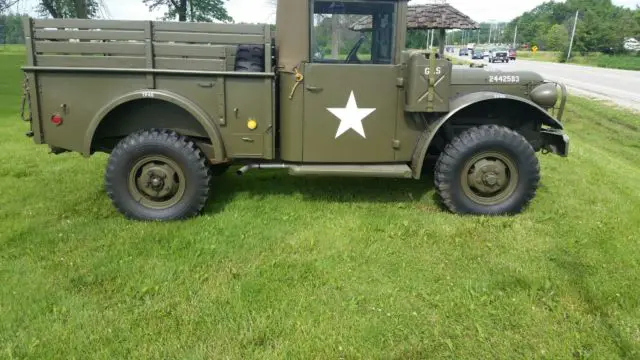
[[23, 18, 273, 73]]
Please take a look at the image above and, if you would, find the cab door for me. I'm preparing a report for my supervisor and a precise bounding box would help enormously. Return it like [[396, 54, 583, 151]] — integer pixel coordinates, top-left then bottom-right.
[[302, 0, 400, 163], [302, 64, 398, 162]]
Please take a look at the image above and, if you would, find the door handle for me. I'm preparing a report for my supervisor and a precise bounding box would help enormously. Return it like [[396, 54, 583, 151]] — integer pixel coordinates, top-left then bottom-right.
[[305, 85, 323, 92], [197, 82, 214, 88]]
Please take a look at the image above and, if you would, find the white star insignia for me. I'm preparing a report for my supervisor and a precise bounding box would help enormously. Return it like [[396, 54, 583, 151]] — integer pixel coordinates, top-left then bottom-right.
[[327, 91, 376, 139]]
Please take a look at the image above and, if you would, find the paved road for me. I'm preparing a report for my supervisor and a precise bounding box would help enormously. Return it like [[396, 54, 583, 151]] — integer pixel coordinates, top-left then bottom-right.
[[454, 53, 640, 112]]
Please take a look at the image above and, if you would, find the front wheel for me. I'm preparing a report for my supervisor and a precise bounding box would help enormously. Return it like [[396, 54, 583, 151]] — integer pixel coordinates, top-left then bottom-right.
[[105, 129, 211, 221], [434, 125, 540, 215]]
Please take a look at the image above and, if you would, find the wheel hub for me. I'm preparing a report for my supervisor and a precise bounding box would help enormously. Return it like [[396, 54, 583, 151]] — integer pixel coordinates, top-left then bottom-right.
[[128, 155, 186, 210], [468, 159, 508, 195], [461, 151, 519, 206], [136, 163, 177, 199]]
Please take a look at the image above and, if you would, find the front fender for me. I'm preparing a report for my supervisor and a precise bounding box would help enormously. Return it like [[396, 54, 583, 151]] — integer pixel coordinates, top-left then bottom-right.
[[83, 89, 226, 161], [410, 91, 564, 179], [449, 91, 564, 130]]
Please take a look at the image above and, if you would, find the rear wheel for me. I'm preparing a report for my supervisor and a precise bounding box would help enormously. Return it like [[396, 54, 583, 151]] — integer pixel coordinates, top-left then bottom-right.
[[105, 129, 211, 221], [434, 125, 540, 215]]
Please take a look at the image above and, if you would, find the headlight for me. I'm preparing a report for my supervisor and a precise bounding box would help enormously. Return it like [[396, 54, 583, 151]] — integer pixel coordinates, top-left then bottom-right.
[[529, 83, 558, 108]]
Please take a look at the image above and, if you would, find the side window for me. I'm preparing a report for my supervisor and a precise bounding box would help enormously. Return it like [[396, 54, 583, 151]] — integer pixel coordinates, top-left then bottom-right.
[[311, 1, 395, 64]]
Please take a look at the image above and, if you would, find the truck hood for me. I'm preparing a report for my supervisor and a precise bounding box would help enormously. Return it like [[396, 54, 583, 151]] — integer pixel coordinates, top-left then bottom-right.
[[451, 67, 545, 85]]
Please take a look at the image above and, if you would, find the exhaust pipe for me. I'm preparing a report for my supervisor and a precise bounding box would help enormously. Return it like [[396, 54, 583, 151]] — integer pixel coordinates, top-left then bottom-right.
[[236, 163, 289, 175]]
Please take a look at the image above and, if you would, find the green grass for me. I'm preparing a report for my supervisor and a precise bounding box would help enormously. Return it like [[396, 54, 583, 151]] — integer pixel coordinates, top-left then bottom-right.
[[0, 44, 27, 55], [518, 50, 640, 70], [517, 50, 561, 63], [571, 53, 640, 71], [445, 54, 472, 66], [2, 49, 640, 360]]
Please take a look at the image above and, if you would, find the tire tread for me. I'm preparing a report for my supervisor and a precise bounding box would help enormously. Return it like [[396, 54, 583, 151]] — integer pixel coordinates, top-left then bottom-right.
[[105, 129, 211, 221], [434, 125, 540, 215]]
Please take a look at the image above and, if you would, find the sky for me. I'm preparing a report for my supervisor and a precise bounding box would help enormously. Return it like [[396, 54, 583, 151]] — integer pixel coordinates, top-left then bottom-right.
[[7, 0, 640, 24]]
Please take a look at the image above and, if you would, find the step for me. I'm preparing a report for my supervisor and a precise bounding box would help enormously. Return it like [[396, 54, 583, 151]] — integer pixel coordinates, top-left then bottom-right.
[[288, 164, 413, 179]]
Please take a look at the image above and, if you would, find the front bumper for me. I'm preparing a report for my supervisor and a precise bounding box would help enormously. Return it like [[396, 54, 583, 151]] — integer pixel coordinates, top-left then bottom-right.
[[541, 129, 570, 157]]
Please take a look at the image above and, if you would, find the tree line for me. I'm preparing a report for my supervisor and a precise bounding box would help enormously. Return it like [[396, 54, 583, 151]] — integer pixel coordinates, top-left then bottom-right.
[[502, 0, 640, 54], [3, 0, 640, 54], [0, 0, 233, 44], [413, 0, 640, 55]]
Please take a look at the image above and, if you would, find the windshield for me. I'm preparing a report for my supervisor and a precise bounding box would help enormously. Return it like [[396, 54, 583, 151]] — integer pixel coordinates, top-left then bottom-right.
[[311, 1, 396, 64]]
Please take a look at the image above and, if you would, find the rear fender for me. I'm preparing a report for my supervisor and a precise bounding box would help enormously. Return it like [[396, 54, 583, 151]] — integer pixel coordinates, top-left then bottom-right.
[[84, 89, 226, 162], [410, 91, 564, 178]]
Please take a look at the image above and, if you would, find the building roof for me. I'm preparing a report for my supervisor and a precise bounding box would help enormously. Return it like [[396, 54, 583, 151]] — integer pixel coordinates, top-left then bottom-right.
[[350, 3, 480, 31]]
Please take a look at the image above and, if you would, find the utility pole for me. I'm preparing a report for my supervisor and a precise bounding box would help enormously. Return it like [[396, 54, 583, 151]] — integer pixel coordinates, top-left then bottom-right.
[[513, 24, 518, 48], [567, 10, 579, 62], [488, 24, 493, 45], [426, 30, 430, 49], [477, 29, 480, 44], [430, 29, 435, 48]]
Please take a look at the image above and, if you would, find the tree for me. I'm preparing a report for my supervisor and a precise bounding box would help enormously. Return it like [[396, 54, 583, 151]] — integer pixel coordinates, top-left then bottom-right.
[[37, 0, 100, 18], [504, 0, 640, 53], [546, 24, 569, 51], [143, 0, 232, 22], [0, 13, 24, 43], [1, 0, 20, 13]]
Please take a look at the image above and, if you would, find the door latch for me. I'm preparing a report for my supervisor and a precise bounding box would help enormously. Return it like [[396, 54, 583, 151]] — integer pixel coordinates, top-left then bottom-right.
[[288, 67, 304, 100]]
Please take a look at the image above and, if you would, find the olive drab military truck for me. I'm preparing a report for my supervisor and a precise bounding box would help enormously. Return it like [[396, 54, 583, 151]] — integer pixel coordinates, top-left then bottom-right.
[[19, 0, 569, 221]]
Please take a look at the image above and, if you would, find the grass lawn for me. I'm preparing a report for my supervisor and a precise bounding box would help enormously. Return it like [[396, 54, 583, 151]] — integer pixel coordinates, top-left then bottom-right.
[[517, 50, 561, 63], [2, 49, 640, 359], [445, 54, 473, 66], [517, 50, 640, 71]]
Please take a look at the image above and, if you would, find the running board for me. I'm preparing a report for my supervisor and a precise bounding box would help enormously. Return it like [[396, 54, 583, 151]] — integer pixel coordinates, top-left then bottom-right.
[[236, 163, 414, 179], [288, 164, 413, 178]]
